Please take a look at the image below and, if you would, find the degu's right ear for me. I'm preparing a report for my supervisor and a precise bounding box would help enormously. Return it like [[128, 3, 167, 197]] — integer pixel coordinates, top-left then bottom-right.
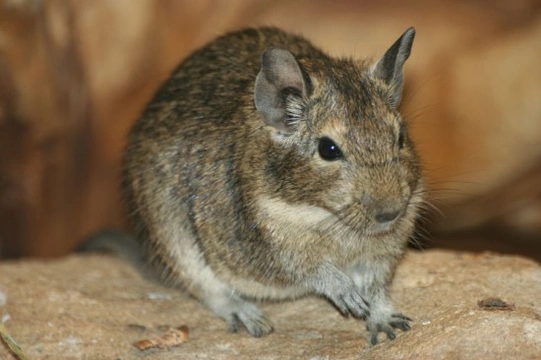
[[254, 48, 308, 133], [371, 27, 415, 109]]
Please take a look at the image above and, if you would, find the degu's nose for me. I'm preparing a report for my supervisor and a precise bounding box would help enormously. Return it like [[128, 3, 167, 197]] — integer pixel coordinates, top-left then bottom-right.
[[362, 194, 406, 224]]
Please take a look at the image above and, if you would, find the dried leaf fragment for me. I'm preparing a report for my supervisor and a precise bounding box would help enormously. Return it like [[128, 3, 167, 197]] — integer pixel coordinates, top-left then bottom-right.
[[478, 297, 516, 311], [133, 325, 189, 350], [0, 322, 28, 360]]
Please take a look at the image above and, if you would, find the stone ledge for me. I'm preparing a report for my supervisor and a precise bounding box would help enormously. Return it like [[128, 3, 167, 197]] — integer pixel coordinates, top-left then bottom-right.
[[0, 250, 539, 359]]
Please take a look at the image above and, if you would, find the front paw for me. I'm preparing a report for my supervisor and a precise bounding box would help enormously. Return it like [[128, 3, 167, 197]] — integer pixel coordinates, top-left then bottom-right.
[[366, 312, 412, 345], [312, 267, 371, 319], [326, 288, 371, 319]]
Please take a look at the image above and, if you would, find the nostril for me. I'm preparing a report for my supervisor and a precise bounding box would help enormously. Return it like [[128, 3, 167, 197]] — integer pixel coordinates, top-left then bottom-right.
[[375, 209, 401, 223]]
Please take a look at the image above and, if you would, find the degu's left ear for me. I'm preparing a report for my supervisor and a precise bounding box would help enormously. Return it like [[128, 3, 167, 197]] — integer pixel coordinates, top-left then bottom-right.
[[254, 48, 308, 133], [371, 27, 415, 109]]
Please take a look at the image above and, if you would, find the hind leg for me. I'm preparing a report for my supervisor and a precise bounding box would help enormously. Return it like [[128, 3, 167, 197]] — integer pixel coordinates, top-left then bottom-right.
[[154, 226, 274, 337], [203, 286, 274, 337]]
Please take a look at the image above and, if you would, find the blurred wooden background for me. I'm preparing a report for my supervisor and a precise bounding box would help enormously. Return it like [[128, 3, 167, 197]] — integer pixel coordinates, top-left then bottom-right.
[[1, 0, 540, 259]]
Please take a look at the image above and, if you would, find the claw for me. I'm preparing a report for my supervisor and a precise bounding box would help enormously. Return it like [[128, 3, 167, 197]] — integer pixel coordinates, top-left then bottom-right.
[[333, 293, 370, 319], [250, 326, 265, 338], [389, 313, 413, 331], [385, 330, 396, 340], [335, 295, 350, 316], [370, 333, 379, 346], [391, 313, 413, 322], [226, 317, 240, 333], [366, 312, 412, 345], [212, 296, 274, 337], [390, 320, 411, 331]]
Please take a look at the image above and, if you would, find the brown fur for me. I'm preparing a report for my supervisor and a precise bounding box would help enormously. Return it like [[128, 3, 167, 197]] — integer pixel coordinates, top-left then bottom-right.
[[123, 27, 424, 344]]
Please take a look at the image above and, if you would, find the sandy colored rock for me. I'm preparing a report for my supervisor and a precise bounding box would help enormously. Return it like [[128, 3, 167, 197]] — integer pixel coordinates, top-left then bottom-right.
[[0, 249, 539, 359]]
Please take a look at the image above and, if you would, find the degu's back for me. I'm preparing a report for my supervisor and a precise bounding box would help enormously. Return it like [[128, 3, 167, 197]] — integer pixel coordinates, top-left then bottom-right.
[[122, 28, 323, 247]]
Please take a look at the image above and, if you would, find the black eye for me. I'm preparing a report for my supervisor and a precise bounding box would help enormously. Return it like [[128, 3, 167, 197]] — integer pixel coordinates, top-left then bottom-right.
[[318, 137, 343, 161], [398, 126, 406, 149]]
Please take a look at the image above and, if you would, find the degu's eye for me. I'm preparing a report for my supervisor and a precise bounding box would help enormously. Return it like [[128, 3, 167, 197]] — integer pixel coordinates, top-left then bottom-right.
[[318, 137, 343, 161]]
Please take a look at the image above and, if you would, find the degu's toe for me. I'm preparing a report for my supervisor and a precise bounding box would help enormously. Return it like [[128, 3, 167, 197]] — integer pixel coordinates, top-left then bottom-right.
[[368, 324, 394, 345], [243, 314, 274, 337], [227, 310, 274, 337], [391, 313, 413, 322], [389, 319, 411, 332], [226, 316, 240, 333], [385, 329, 396, 340], [390, 313, 413, 331], [367, 312, 412, 345]]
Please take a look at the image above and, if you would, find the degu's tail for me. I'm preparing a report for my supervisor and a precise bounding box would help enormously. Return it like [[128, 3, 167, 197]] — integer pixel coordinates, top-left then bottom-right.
[[77, 229, 148, 275]]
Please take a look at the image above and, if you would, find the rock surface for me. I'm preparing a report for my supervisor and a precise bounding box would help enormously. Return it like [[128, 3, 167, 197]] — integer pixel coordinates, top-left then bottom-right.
[[0, 250, 539, 359]]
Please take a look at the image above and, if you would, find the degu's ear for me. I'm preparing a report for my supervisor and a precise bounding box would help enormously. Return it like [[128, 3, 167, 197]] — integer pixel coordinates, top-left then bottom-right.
[[371, 27, 415, 109], [254, 48, 307, 133]]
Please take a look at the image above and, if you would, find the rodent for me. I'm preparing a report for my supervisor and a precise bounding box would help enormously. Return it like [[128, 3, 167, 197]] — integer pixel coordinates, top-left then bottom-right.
[[119, 26, 424, 345]]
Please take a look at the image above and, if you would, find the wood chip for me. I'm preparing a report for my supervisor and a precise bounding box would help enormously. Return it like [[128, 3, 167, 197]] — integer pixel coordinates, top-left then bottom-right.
[[133, 325, 189, 350], [477, 297, 516, 311]]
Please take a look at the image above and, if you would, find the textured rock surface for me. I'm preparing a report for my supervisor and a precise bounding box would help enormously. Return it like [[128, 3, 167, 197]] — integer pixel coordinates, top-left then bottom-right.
[[0, 250, 539, 359]]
